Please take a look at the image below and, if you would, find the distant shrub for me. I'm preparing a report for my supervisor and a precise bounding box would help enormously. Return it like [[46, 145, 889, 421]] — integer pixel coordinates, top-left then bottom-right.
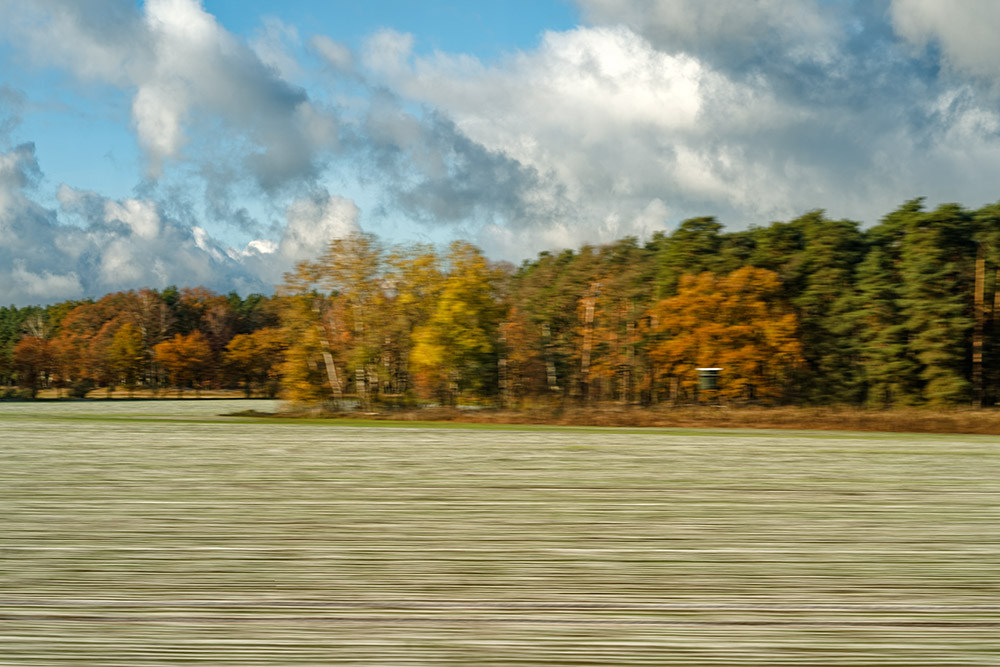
[[375, 394, 419, 410], [0, 387, 34, 400], [68, 379, 96, 399]]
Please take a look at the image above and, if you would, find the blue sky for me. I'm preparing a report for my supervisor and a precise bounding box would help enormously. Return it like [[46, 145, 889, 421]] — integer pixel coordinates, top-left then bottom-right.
[[202, 1, 579, 58], [3, 0, 1000, 305]]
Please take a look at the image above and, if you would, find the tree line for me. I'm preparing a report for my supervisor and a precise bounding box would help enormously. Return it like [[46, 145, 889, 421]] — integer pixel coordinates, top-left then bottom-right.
[[4, 198, 1000, 407], [1, 287, 283, 399]]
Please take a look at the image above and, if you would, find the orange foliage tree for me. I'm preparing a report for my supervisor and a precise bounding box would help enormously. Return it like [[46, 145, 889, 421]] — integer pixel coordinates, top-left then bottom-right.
[[14, 336, 53, 398], [647, 267, 803, 402], [154, 331, 212, 396], [498, 306, 548, 406]]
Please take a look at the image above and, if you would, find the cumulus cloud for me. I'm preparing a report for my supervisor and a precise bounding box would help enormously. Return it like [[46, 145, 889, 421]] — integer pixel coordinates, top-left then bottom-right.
[[279, 189, 361, 265], [358, 25, 814, 250], [575, 0, 840, 68], [10, 259, 83, 301], [0, 0, 148, 84], [347, 2, 1000, 258], [2, 0, 338, 191], [311, 35, 354, 73], [0, 143, 353, 306], [891, 0, 1000, 83], [251, 17, 303, 81], [0, 2, 356, 304], [363, 95, 567, 232]]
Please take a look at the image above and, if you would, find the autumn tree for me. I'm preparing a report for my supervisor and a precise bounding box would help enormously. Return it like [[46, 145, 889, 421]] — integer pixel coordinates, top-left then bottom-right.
[[411, 241, 504, 405], [109, 322, 145, 396], [381, 245, 443, 398], [250, 327, 286, 397], [154, 331, 213, 396], [319, 234, 384, 406], [279, 233, 386, 407], [580, 238, 654, 403], [224, 327, 286, 398], [48, 334, 82, 397], [14, 337, 53, 398], [278, 287, 352, 407], [648, 267, 802, 403], [123, 288, 175, 390], [498, 306, 548, 406], [87, 320, 121, 397], [279, 306, 338, 405], [225, 333, 260, 398]]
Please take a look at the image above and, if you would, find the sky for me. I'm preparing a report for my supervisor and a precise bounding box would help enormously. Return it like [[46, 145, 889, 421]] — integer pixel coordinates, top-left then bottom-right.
[[3, 0, 1000, 306]]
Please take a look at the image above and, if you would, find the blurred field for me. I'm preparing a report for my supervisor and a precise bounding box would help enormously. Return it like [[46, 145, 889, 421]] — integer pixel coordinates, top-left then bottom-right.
[[2, 401, 999, 664]]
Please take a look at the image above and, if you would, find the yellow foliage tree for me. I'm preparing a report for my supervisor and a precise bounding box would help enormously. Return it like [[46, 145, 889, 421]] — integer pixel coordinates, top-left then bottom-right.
[[224, 327, 286, 397], [279, 233, 382, 407], [109, 322, 145, 396], [410, 241, 502, 404], [275, 292, 347, 406]]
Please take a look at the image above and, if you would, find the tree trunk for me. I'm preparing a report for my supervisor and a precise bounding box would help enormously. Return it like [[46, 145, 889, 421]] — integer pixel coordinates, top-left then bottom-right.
[[355, 366, 368, 410], [498, 325, 509, 409], [541, 322, 559, 395], [321, 351, 342, 403], [580, 283, 599, 401], [316, 315, 343, 404], [623, 308, 635, 404], [973, 246, 985, 408], [992, 267, 1000, 406]]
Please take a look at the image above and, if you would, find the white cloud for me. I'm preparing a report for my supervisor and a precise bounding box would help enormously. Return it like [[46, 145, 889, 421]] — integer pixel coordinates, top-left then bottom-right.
[[104, 198, 161, 240], [311, 35, 353, 73], [575, 0, 840, 66], [891, 0, 1000, 82], [2, 0, 338, 189], [349, 4, 1000, 260], [0, 0, 148, 84], [0, 143, 354, 306], [10, 260, 83, 300], [251, 16, 302, 81], [280, 189, 360, 264], [243, 239, 278, 256], [363, 29, 416, 79], [359, 25, 802, 253]]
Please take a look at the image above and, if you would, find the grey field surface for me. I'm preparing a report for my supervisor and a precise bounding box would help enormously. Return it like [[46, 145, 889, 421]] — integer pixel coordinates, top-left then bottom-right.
[[2, 401, 999, 665]]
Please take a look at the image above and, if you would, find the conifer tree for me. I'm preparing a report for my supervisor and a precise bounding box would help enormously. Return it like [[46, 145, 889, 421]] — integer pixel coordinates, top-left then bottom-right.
[[897, 203, 976, 404]]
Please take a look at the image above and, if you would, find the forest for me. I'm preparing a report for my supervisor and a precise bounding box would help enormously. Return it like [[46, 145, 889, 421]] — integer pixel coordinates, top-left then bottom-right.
[[3, 198, 1000, 409]]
